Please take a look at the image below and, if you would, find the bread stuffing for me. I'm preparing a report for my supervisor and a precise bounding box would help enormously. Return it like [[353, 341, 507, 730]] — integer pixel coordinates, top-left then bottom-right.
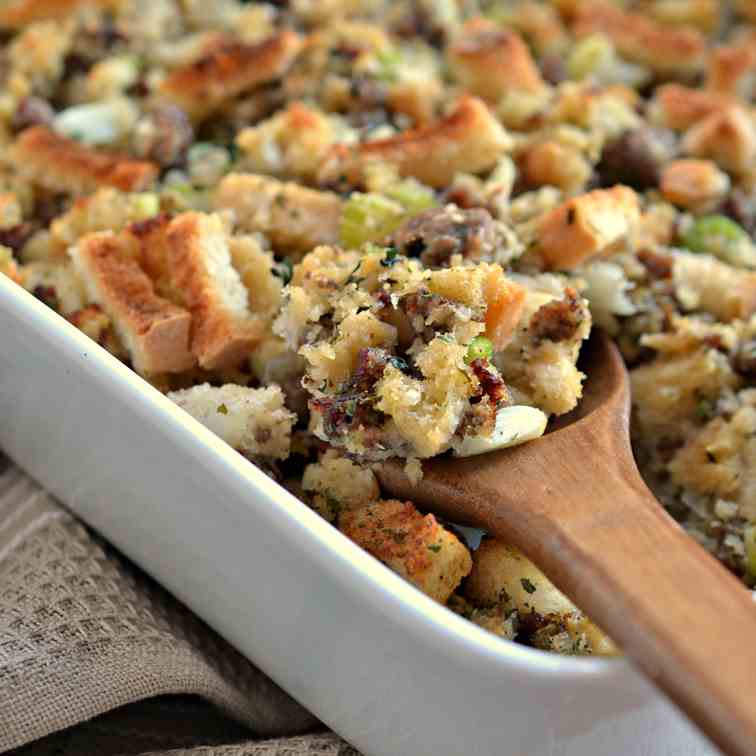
[[8, 0, 756, 659]]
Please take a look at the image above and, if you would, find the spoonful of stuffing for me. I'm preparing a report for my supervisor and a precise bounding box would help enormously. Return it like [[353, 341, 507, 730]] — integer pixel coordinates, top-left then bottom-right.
[[376, 330, 756, 756]]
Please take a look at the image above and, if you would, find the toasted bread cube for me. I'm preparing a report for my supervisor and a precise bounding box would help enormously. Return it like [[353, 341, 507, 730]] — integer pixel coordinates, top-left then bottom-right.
[[466, 537, 619, 653], [9, 126, 157, 195], [631, 348, 739, 439], [374, 339, 474, 458], [573, 2, 706, 76], [160, 31, 302, 121], [302, 449, 380, 520], [70, 232, 194, 375], [236, 101, 338, 182], [214, 173, 342, 253], [51, 188, 161, 249], [668, 409, 756, 504], [483, 267, 528, 351], [673, 251, 756, 322], [735, 0, 756, 23], [427, 263, 526, 350], [164, 212, 265, 370], [706, 43, 756, 99], [340, 499, 472, 604], [302, 310, 397, 388], [521, 140, 592, 196], [660, 159, 730, 211], [682, 106, 756, 176], [507, 1, 569, 55], [0, 0, 117, 28], [466, 539, 575, 615], [168, 384, 295, 459], [645, 0, 718, 32], [0, 193, 22, 230], [495, 286, 590, 416], [538, 186, 639, 271], [651, 84, 733, 132], [228, 235, 283, 322], [0, 246, 21, 284], [318, 96, 511, 189], [448, 18, 545, 101]]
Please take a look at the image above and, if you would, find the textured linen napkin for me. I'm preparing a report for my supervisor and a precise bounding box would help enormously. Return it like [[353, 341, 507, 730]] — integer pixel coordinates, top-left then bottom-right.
[[0, 452, 359, 756]]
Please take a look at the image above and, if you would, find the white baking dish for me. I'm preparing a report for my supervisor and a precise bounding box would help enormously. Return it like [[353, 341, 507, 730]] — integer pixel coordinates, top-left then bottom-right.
[[0, 275, 716, 756]]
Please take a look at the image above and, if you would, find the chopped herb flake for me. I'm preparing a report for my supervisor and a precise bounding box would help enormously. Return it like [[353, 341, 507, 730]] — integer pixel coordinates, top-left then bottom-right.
[[273, 258, 293, 285]]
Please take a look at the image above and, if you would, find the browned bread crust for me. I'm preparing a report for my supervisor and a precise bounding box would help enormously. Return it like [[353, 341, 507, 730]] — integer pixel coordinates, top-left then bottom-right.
[[0, 0, 118, 28], [71, 232, 195, 375], [706, 43, 756, 96], [9, 126, 158, 195], [653, 84, 735, 131], [214, 173, 342, 253], [448, 17, 545, 101], [574, 1, 706, 75], [164, 212, 265, 370], [339, 499, 473, 604], [538, 186, 640, 270], [159, 31, 302, 121], [318, 96, 509, 189]]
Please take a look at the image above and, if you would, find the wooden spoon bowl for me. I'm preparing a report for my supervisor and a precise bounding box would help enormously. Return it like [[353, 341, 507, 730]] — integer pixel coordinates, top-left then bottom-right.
[[377, 331, 756, 756]]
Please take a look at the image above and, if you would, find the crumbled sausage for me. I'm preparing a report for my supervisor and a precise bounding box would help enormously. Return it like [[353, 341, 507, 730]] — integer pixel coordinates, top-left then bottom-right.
[[469, 359, 509, 405], [735, 339, 756, 377], [12, 97, 54, 132], [310, 347, 389, 439], [598, 128, 671, 191], [530, 289, 585, 343], [637, 248, 673, 279], [0, 223, 34, 253], [391, 205, 500, 268], [539, 54, 567, 86], [132, 104, 194, 167]]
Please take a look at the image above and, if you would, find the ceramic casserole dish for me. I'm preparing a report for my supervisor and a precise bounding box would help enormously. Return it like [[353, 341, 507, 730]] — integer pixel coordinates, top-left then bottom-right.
[[0, 273, 717, 756]]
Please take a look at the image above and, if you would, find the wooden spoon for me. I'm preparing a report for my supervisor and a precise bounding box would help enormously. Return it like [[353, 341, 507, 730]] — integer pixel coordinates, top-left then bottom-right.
[[377, 331, 756, 756]]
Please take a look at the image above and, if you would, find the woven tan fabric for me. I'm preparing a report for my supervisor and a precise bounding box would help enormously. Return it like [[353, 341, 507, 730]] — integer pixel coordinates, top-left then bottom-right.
[[0, 453, 359, 756]]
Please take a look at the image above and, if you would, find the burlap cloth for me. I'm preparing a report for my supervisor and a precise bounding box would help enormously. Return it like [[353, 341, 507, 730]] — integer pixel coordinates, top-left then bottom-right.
[[0, 452, 360, 756]]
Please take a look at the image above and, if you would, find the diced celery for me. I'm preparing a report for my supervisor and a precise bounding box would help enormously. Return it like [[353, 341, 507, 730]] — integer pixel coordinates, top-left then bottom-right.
[[374, 47, 402, 82], [384, 178, 437, 216], [131, 192, 160, 220], [681, 215, 755, 268], [567, 34, 615, 80], [340, 192, 406, 248]]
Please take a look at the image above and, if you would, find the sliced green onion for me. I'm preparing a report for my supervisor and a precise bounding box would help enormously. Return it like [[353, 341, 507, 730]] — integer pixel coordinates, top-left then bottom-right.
[[465, 336, 494, 364], [273, 258, 293, 285]]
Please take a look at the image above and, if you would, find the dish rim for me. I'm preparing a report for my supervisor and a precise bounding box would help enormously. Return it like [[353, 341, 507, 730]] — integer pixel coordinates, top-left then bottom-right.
[[2, 273, 632, 684]]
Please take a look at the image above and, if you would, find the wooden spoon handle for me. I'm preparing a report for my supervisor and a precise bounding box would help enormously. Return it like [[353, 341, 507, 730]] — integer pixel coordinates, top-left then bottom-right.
[[384, 453, 756, 756], [524, 477, 756, 756]]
